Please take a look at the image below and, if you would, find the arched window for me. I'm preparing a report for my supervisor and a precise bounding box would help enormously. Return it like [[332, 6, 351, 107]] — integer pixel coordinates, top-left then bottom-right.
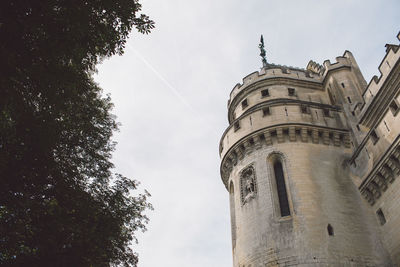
[[229, 182, 236, 248], [273, 161, 290, 217]]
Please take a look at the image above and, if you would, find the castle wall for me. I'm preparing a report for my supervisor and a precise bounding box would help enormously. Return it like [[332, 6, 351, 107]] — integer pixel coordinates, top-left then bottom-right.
[[231, 82, 326, 121], [372, 173, 400, 264], [220, 32, 400, 267], [220, 102, 347, 160], [229, 142, 390, 266], [322, 51, 368, 147], [348, 35, 400, 265]]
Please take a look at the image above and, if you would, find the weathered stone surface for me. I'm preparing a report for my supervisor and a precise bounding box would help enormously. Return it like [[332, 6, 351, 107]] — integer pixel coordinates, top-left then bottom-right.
[[220, 32, 400, 266]]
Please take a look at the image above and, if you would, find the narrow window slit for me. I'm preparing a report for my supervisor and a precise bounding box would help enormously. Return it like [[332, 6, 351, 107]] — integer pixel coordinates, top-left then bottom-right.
[[384, 121, 390, 132], [234, 121, 240, 131], [327, 224, 334, 236], [241, 99, 248, 109], [376, 208, 386, 225]]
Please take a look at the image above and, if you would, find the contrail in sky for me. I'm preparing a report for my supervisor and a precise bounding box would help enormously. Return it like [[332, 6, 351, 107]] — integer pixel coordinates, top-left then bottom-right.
[[127, 44, 222, 138], [127, 44, 196, 113]]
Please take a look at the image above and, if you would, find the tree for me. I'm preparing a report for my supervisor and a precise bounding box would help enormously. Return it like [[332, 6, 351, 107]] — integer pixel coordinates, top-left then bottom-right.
[[0, 1, 154, 266]]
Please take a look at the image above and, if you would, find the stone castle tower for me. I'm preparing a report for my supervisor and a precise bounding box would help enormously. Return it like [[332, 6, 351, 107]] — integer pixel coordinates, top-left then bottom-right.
[[219, 32, 400, 266]]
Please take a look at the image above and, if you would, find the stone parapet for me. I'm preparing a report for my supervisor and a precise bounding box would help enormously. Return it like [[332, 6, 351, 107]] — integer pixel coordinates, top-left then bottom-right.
[[359, 36, 400, 123]]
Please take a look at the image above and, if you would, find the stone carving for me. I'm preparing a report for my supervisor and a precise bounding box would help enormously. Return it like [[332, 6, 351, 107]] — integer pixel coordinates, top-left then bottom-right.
[[240, 165, 257, 204]]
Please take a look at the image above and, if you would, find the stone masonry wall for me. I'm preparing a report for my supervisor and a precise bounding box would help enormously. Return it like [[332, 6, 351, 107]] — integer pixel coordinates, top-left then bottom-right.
[[220, 32, 400, 267], [228, 142, 391, 267]]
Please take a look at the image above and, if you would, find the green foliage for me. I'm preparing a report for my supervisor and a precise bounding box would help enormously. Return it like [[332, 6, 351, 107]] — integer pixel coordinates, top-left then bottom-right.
[[0, 1, 154, 266]]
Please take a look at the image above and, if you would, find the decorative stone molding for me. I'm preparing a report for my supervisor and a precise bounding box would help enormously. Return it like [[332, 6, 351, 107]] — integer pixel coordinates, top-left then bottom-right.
[[323, 130, 330, 145], [235, 147, 244, 161], [300, 128, 308, 142], [277, 128, 284, 143], [360, 145, 400, 205], [243, 140, 252, 155], [264, 131, 272, 145], [239, 164, 257, 205], [220, 124, 351, 188], [289, 126, 296, 142], [333, 132, 341, 146], [312, 129, 319, 144], [253, 135, 262, 150], [358, 46, 400, 127]]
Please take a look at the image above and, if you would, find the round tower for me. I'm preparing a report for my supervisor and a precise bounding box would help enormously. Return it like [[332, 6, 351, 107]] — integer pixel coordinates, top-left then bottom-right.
[[219, 59, 391, 266]]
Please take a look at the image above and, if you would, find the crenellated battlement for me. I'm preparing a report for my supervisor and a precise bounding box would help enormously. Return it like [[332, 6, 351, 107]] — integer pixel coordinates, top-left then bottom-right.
[[220, 33, 400, 267], [357, 34, 400, 127], [306, 60, 325, 75], [227, 54, 356, 119], [322, 53, 353, 75], [219, 33, 400, 267]]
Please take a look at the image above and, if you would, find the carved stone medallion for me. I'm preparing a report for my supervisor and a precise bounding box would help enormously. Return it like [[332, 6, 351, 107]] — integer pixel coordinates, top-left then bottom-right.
[[240, 165, 257, 205]]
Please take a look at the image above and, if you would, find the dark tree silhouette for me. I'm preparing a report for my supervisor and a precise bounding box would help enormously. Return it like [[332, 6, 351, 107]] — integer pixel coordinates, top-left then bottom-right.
[[0, 1, 154, 266]]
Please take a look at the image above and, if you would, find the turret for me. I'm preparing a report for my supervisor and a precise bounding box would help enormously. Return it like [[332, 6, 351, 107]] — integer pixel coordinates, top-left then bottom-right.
[[219, 37, 392, 266]]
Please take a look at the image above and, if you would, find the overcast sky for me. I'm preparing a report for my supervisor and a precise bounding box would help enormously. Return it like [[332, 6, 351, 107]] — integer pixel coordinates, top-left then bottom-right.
[[94, 1, 399, 266]]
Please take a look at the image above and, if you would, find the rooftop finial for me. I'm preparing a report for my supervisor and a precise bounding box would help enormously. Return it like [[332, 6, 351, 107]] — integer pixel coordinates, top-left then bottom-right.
[[259, 35, 267, 67]]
